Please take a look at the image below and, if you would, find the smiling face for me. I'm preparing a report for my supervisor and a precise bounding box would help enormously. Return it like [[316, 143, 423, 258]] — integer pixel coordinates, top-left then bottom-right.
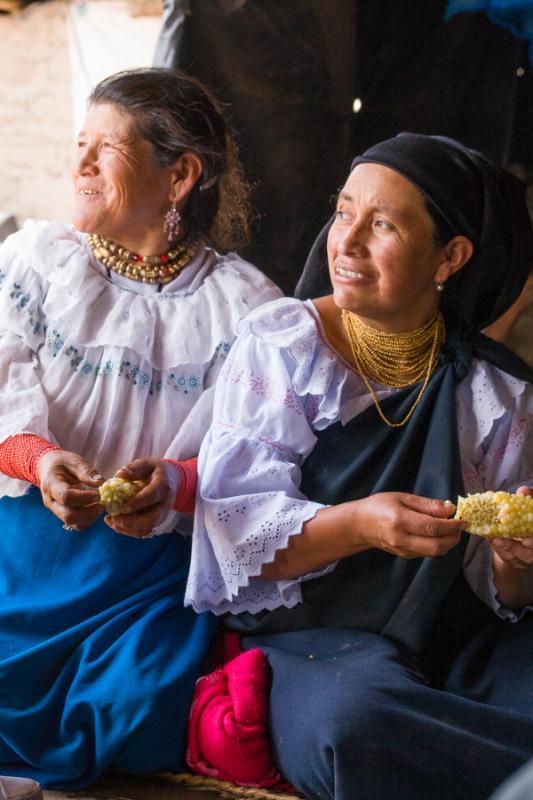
[[327, 163, 448, 332], [72, 102, 177, 254]]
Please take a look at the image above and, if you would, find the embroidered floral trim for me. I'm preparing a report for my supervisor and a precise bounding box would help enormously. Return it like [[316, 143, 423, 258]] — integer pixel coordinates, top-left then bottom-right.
[[4, 279, 44, 336], [45, 328, 203, 396], [482, 414, 532, 466], [216, 420, 298, 458], [220, 361, 304, 415], [13, 221, 280, 371], [214, 341, 232, 359]]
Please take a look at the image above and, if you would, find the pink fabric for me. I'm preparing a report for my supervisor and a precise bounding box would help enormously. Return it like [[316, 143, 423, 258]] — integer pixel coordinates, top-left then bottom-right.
[[186, 646, 295, 791]]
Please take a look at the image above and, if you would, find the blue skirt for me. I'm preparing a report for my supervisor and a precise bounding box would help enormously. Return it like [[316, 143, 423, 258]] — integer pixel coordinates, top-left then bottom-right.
[[0, 489, 214, 789]]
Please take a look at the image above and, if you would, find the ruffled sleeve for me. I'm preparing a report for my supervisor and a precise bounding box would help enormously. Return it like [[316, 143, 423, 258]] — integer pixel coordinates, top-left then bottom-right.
[[457, 359, 533, 620], [186, 298, 341, 615], [0, 227, 53, 497]]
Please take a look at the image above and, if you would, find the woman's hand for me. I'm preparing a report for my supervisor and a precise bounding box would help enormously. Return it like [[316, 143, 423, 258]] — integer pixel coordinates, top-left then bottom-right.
[[350, 492, 465, 558], [491, 486, 533, 608], [261, 491, 465, 581], [37, 449, 103, 531], [104, 459, 179, 538]]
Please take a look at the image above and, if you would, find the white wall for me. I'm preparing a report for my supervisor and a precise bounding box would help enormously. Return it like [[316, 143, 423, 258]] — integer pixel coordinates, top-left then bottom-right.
[[0, 0, 161, 225]]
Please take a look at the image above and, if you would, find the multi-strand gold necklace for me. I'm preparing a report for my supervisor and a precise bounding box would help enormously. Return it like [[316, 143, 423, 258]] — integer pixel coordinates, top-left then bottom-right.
[[341, 309, 445, 428], [88, 233, 197, 285]]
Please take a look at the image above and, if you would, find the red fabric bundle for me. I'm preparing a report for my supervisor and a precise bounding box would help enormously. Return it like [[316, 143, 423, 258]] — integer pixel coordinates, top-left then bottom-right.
[[186, 646, 294, 792]]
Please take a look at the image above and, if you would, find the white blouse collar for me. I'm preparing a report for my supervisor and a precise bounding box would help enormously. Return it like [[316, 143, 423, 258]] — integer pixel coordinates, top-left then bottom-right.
[[23, 221, 280, 370]]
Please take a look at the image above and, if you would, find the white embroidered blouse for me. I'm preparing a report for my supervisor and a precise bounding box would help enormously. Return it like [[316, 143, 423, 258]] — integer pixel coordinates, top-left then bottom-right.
[[0, 221, 281, 532], [186, 297, 533, 619]]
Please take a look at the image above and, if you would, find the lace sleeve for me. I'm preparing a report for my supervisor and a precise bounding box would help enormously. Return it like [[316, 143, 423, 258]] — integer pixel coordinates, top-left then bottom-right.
[[185, 318, 333, 615]]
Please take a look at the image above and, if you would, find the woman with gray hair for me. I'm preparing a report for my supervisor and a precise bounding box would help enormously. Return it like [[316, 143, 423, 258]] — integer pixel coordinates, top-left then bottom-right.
[[0, 68, 280, 789]]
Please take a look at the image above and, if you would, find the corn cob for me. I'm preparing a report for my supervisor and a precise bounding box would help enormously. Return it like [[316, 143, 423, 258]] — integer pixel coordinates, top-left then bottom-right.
[[455, 491, 533, 538], [99, 477, 145, 515]]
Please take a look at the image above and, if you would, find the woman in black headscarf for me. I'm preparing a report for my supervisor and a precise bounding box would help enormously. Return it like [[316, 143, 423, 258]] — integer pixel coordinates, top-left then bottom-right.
[[186, 133, 533, 800]]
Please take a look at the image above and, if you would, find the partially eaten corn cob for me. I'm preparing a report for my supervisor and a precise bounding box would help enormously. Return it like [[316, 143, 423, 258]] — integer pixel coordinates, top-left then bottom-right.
[[455, 491, 533, 538], [99, 477, 145, 515]]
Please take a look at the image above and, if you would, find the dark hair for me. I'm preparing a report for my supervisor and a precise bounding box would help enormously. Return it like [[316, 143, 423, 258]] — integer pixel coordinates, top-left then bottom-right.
[[423, 199, 458, 248], [89, 68, 252, 252]]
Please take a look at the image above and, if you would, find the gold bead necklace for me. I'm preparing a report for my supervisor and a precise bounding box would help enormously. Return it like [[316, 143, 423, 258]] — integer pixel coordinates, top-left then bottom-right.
[[341, 309, 445, 428], [88, 233, 197, 285]]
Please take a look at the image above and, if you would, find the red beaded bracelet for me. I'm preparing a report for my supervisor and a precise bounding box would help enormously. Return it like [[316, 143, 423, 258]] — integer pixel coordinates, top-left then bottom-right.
[[0, 434, 61, 487]]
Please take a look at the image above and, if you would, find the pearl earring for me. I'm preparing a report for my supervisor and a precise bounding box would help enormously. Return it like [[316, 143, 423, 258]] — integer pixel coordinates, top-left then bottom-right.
[[436, 281, 445, 292]]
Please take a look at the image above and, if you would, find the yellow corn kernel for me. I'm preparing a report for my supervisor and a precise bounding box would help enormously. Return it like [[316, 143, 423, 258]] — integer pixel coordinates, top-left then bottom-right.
[[455, 491, 533, 538], [99, 477, 145, 515]]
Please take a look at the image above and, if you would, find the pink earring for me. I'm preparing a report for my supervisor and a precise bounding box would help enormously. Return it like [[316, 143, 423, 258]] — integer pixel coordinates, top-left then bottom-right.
[[163, 202, 181, 242]]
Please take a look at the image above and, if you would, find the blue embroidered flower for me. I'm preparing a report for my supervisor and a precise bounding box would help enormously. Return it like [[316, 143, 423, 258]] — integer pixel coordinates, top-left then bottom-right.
[[9, 282, 22, 300], [167, 372, 201, 394], [149, 379, 163, 396], [214, 341, 232, 360], [48, 330, 64, 357], [45, 329, 200, 395], [5, 278, 44, 335], [64, 345, 83, 370]]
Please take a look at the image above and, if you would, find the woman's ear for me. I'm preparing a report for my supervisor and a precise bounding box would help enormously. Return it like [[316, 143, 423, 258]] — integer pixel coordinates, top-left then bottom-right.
[[434, 235, 474, 284], [170, 152, 204, 204]]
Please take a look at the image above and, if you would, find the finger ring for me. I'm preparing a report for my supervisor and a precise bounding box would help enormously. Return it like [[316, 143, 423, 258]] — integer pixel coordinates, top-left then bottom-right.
[[62, 523, 76, 532]]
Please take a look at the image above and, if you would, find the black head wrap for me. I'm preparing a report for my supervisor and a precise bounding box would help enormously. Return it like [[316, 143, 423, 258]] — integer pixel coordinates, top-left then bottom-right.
[[295, 132, 533, 334], [235, 135, 533, 643]]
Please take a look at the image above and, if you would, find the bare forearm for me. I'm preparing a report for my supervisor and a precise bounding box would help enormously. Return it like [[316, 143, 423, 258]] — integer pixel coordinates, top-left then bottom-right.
[[260, 503, 368, 580], [259, 494, 464, 581]]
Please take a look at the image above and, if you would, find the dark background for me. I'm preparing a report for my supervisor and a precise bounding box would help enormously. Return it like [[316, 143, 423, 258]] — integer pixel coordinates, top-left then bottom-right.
[[157, 0, 532, 292]]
